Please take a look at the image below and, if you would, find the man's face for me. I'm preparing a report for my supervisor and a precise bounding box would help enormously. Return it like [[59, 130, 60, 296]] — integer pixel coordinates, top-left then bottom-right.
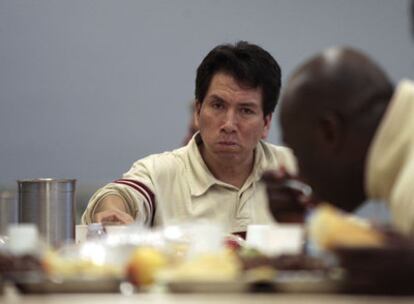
[[196, 72, 271, 164]]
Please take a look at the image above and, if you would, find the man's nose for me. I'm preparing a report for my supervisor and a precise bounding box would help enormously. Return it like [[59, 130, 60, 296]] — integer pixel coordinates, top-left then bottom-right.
[[221, 110, 237, 132]]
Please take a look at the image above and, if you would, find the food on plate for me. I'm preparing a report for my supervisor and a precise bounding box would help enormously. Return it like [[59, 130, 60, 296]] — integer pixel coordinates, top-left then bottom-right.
[[0, 253, 44, 277], [127, 247, 168, 286], [43, 250, 121, 279], [306, 205, 414, 294], [241, 252, 329, 272], [158, 249, 241, 282], [309, 204, 384, 250]]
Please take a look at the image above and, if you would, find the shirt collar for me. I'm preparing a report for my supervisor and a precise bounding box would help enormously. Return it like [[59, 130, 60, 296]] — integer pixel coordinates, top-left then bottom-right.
[[185, 132, 269, 197]]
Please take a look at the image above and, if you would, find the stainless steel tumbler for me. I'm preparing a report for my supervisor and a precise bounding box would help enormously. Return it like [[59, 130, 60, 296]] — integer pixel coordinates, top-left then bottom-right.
[[0, 191, 18, 236], [18, 179, 76, 247]]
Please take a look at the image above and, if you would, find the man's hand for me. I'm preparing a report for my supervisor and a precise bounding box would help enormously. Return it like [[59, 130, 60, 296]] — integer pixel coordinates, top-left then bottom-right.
[[93, 195, 134, 225], [261, 169, 316, 223], [94, 209, 134, 225]]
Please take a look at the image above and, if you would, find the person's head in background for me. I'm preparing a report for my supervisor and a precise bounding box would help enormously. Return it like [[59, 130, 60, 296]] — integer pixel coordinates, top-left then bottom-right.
[[280, 47, 394, 212], [182, 100, 199, 146]]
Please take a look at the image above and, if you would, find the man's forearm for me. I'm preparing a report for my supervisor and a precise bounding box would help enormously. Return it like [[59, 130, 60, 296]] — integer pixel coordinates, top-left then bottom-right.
[[92, 195, 133, 223], [95, 194, 128, 212]]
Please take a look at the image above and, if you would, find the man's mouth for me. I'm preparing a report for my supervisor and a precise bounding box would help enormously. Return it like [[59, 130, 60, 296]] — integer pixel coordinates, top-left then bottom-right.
[[218, 141, 238, 146]]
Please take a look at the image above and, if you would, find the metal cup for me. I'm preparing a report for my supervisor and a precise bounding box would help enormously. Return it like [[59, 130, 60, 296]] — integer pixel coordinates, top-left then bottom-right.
[[0, 191, 18, 237], [18, 178, 76, 247]]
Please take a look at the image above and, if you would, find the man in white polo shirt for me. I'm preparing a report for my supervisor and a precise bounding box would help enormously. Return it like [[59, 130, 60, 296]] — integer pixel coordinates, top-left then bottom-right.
[[82, 41, 296, 235]]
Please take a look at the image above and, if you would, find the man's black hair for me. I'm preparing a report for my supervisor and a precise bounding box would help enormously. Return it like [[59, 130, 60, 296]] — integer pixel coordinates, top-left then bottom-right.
[[195, 41, 281, 116]]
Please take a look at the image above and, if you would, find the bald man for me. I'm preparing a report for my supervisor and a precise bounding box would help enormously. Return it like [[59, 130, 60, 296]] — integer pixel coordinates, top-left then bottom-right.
[[264, 47, 414, 236]]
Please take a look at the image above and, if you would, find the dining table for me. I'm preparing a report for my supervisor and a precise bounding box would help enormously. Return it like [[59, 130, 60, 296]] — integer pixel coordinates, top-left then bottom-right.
[[2, 284, 414, 304]]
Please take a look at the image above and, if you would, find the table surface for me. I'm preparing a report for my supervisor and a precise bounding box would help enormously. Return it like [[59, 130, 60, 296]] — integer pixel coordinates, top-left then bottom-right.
[[2, 286, 414, 304]]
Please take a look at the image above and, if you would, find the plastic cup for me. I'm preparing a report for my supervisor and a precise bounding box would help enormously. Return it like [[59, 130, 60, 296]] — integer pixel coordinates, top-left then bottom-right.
[[8, 223, 39, 255]]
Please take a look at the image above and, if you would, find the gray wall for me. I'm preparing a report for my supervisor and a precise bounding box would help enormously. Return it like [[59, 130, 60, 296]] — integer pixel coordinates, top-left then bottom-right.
[[1, 1, 413, 208]]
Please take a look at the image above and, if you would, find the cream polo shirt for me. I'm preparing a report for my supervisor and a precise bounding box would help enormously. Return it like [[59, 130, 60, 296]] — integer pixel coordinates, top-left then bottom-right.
[[82, 133, 296, 234], [366, 80, 414, 235]]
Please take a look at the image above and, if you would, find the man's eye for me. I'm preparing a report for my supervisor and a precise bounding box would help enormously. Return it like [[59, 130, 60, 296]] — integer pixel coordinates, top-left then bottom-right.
[[212, 103, 224, 109], [241, 108, 255, 115]]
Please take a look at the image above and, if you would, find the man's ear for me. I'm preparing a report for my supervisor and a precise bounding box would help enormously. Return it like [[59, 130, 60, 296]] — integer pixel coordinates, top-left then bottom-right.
[[194, 100, 202, 126], [316, 111, 346, 153], [261, 113, 273, 139]]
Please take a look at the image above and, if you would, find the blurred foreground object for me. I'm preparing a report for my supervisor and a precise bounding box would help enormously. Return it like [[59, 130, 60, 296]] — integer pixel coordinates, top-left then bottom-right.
[[158, 249, 241, 283], [309, 204, 384, 250], [261, 169, 316, 224], [309, 204, 414, 295], [127, 247, 168, 286], [245, 224, 304, 256]]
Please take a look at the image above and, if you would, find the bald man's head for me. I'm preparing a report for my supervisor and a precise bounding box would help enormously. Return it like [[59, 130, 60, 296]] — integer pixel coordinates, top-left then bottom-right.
[[284, 48, 393, 118], [280, 47, 393, 211]]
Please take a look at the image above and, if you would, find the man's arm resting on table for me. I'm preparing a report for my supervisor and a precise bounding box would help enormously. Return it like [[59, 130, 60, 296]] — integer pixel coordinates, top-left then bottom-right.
[[93, 195, 134, 224]]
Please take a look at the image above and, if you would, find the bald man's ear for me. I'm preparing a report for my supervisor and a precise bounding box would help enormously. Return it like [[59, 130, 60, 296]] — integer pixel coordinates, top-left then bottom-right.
[[316, 112, 346, 153]]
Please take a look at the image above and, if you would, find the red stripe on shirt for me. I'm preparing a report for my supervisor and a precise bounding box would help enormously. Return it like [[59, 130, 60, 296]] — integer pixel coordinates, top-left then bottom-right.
[[113, 179, 156, 226], [115, 180, 152, 205]]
